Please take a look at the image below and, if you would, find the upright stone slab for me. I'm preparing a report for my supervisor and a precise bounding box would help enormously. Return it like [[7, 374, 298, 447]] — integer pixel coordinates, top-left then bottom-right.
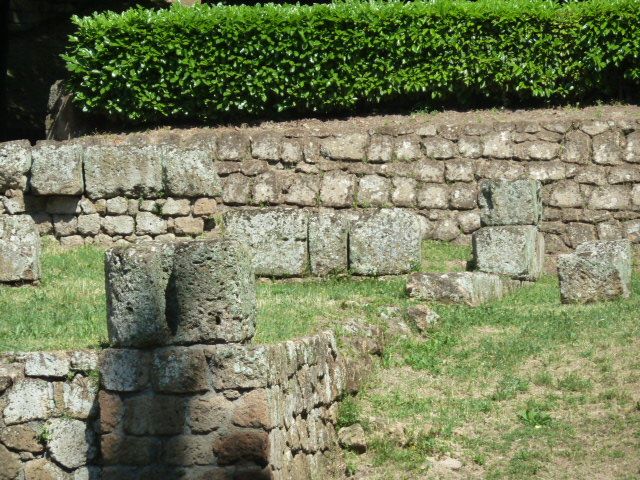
[[105, 242, 175, 347], [0, 215, 41, 282], [406, 272, 512, 306], [167, 239, 256, 344], [473, 225, 544, 281], [0, 140, 31, 192], [558, 239, 632, 304], [349, 209, 422, 275], [479, 179, 542, 226], [223, 209, 309, 277], [308, 210, 349, 276]]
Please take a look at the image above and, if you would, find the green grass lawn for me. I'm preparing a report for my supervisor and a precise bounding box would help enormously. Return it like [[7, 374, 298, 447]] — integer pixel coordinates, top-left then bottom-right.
[[1, 240, 638, 478]]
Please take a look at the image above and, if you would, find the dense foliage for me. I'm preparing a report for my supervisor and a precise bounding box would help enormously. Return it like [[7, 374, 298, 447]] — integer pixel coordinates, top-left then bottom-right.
[[64, 0, 640, 124]]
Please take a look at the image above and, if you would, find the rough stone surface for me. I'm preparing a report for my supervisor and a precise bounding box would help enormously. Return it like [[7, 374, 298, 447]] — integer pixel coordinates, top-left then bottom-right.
[[319, 171, 356, 207], [167, 240, 256, 344], [135, 212, 167, 236], [407, 272, 510, 306], [163, 146, 221, 197], [406, 305, 440, 332], [319, 134, 367, 160], [0, 215, 41, 282], [0, 140, 31, 192], [0, 444, 23, 480], [558, 239, 632, 303], [338, 424, 367, 453], [223, 209, 308, 277], [308, 210, 349, 276], [473, 225, 545, 280], [47, 418, 96, 469], [105, 242, 175, 347], [30, 142, 84, 196], [24, 352, 69, 378], [349, 209, 421, 275], [24, 458, 70, 480], [479, 179, 542, 226], [3, 379, 55, 424], [152, 347, 210, 393], [100, 349, 150, 392]]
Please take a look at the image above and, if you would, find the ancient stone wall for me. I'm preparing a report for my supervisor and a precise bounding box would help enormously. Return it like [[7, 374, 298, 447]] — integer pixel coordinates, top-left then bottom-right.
[[1, 116, 639, 254]]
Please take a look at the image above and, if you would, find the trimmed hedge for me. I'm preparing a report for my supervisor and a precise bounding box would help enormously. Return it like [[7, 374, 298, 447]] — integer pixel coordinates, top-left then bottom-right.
[[64, 0, 640, 124]]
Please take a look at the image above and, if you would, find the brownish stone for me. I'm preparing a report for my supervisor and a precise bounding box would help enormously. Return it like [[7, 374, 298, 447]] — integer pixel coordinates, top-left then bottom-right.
[[0, 422, 44, 453], [152, 347, 209, 394], [101, 432, 160, 465], [163, 434, 216, 466], [0, 444, 21, 480], [232, 389, 273, 430], [99, 391, 123, 433], [124, 394, 185, 436], [213, 428, 269, 466], [187, 393, 234, 433]]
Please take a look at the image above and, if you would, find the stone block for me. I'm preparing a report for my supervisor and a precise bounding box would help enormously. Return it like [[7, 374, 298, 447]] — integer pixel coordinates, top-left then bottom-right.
[[479, 179, 542, 226], [213, 427, 270, 466], [367, 135, 393, 163], [167, 239, 256, 344], [161, 198, 191, 216], [123, 394, 185, 436], [163, 434, 216, 466], [99, 391, 123, 434], [78, 214, 101, 236], [319, 134, 367, 160], [0, 444, 21, 479], [63, 377, 98, 420], [100, 349, 150, 392], [84, 145, 164, 199], [173, 216, 204, 236], [558, 239, 632, 303], [30, 141, 84, 195], [223, 208, 308, 277], [163, 146, 221, 197], [0, 422, 44, 453], [207, 344, 271, 390], [421, 136, 455, 159], [593, 130, 624, 165], [135, 212, 167, 236], [101, 433, 161, 466], [0, 215, 42, 282], [417, 183, 448, 209], [482, 130, 514, 158], [23, 458, 68, 480], [101, 215, 135, 236], [152, 347, 209, 393], [391, 177, 417, 207], [394, 135, 422, 161], [251, 133, 280, 160], [473, 225, 545, 280], [47, 196, 81, 214], [319, 170, 356, 207], [46, 418, 96, 469], [308, 210, 349, 276], [349, 209, 422, 275], [221, 172, 251, 205], [357, 175, 390, 206], [193, 198, 217, 216], [588, 185, 630, 210], [0, 140, 31, 192], [625, 130, 640, 163], [217, 132, 249, 161], [105, 242, 175, 347], [406, 272, 510, 306], [106, 197, 128, 214], [186, 393, 233, 433], [283, 174, 319, 206], [24, 351, 69, 377], [53, 214, 78, 237], [3, 379, 55, 425]]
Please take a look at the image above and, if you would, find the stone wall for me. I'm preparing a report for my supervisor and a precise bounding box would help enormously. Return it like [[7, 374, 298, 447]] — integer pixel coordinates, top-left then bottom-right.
[[1, 116, 639, 254], [0, 350, 100, 479]]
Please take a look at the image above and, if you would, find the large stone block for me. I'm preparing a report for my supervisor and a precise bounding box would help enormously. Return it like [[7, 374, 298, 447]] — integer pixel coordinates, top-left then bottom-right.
[[349, 209, 421, 275], [558, 240, 632, 303], [473, 225, 545, 280], [167, 239, 256, 344], [100, 349, 150, 392], [479, 179, 542, 226], [3, 379, 55, 425], [151, 346, 209, 393], [30, 141, 84, 195], [406, 272, 512, 306], [84, 145, 163, 199], [163, 146, 221, 197], [105, 242, 175, 347], [0, 140, 31, 192], [223, 208, 309, 277], [0, 215, 42, 282], [308, 210, 349, 276], [46, 418, 97, 469]]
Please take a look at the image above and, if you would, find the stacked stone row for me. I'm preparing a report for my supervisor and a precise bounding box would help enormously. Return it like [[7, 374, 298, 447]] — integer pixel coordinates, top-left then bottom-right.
[[101, 239, 349, 479], [0, 117, 639, 250], [0, 351, 100, 480]]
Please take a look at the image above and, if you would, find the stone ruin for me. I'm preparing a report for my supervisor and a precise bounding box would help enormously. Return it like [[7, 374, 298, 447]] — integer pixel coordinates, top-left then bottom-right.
[[0, 215, 42, 283], [407, 179, 545, 306]]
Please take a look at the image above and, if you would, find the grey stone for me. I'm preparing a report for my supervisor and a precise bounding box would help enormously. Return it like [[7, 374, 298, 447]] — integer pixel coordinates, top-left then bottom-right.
[[167, 239, 256, 344], [152, 347, 210, 393], [413, 160, 445, 182], [527, 162, 566, 182], [391, 177, 417, 207], [3, 379, 55, 424], [163, 146, 221, 197], [217, 132, 249, 161], [102, 216, 135, 236], [30, 141, 84, 195], [406, 305, 440, 332], [608, 165, 640, 184], [24, 352, 69, 377], [624, 131, 640, 163], [161, 198, 191, 216], [445, 161, 475, 182], [77, 214, 101, 236], [421, 137, 455, 159], [284, 174, 319, 206], [479, 179, 542, 226], [0, 444, 21, 480], [458, 135, 483, 158], [580, 121, 610, 136], [223, 209, 308, 277], [46, 418, 96, 469], [308, 210, 349, 276], [63, 377, 98, 419], [221, 173, 251, 205], [105, 242, 175, 347], [482, 130, 514, 158], [281, 138, 303, 164], [2, 189, 24, 214], [70, 351, 99, 371], [546, 181, 583, 208], [136, 212, 167, 235], [367, 135, 393, 163], [84, 145, 164, 199], [0, 215, 42, 282], [357, 175, 390, 206], [173, 216, 204, 236], [105, 196, 128, 215], [407, 272, 510, 306], [251, 134, 280, 160], [319, 170, 356, 208], [417, 183, 448, 209], [458, 211, 481, 234], [558, 239, 632, 303], [473, 225, 545, 280], [349, 209, 422, 275], [449, 184, 476, 210], [432, 218, 460, 241], [593, 131, 624, 165], [588, 185, 630, 210], [319, 134, 367, 160], [100, 349, 150, 392], [53, 214, 78, 237], [61, 235, 84, 247], [0, 140, 31, 192], [394, 136, 422, 161]]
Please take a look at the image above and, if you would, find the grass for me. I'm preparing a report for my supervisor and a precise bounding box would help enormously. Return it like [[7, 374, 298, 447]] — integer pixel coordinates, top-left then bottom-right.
[[1, 239, 638, 478]]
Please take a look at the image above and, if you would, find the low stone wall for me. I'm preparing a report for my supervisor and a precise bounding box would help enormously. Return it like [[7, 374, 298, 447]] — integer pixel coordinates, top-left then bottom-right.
[[1, 115, 639, 254], [0, 350, 100, 479]]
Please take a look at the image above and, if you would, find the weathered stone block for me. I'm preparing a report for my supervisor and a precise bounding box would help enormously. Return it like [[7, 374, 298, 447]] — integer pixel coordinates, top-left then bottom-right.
[[0, 215, 42, 282], [223, 209, 308, 277], [106, 196, 128, 215], [135, 212, 167, 236], [173, 216, 205, 236], [3, 379, 55, 425], [473, 225, 545, 280], [558, 239, 632, 303], [63, 377, 98, 420], [105, 242, 175, 347], [319, 134, 367, 160], [479, 179, 542, 226], [78, 214, 101, 236], [357, 175, 390, 207], [406, 272, 511, 306], [167, 239, 256, 344], [123, 394, 185, 435], [100, 349, 150, 392], [319, 170, 356, 207], [593, 130, 624, 165], [0, 441, 22, 479], [30, 141, 84, 196], [187, 393, 233, 433], [221, 172, 251, 205], [307, 210, 349, 276], [213, 427, 270, 465], [0, 422, 44, 453], [163, 146, 221, 197], [152, 347, 209, 393], [46, 418, 97, 469], [101, 433, 161, 466], [163, 434, 216, 466], [421, 136, 455, 159], [23, 458, 68, 480], [349, 209, 422, 275], [482, 130, 514, 158], [84, 145, 164, 199], [24, 351, 69, 377], [0, 140, 31, 192]]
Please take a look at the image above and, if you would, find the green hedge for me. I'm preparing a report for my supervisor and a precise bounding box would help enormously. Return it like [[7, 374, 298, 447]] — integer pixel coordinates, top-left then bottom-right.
[[64, 0, 640, 124]]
